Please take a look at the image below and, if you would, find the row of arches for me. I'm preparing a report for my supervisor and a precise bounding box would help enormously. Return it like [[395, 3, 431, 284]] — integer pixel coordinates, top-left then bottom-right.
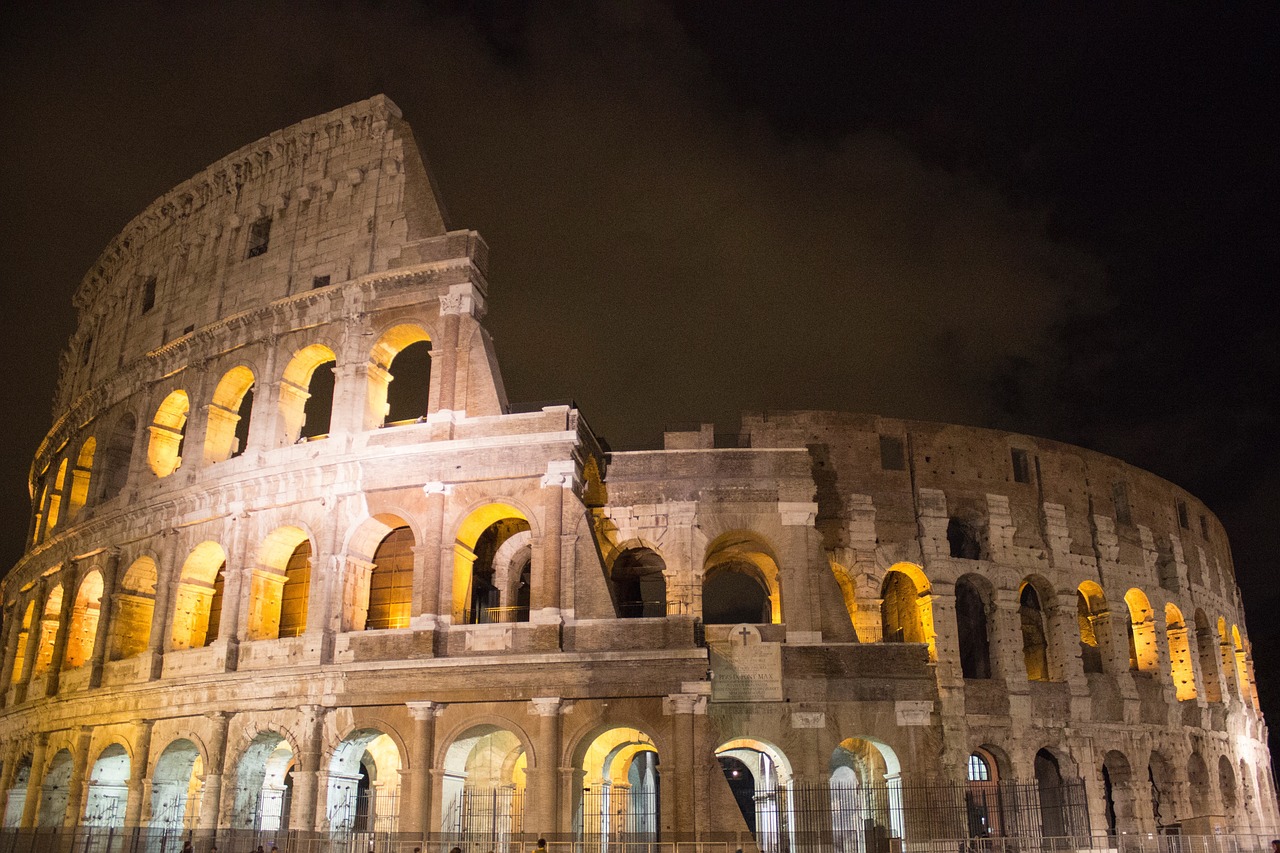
[[876, 565, 1257, 707], [31, 325, 436, 547]]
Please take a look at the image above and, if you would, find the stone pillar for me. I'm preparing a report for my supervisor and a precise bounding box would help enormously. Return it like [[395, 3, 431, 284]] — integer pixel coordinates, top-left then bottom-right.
[[199, 711, 230, 830], [777, 502, 820, 639], [433, 294, 464, 415], [413, 484, 449, 630], [328, 362, 368, 437], [0, 602, 20, 706], [289, 704, 327, 831], [124, 719, 154, 827], [13, 580, 47, 703], [533, 461, 574, 623], [88, 549, 121, 688], [146, 530, 181, 674], [403, 701, 443, 834], [63, 726, 94, 828], [527, 698, 567, 838], [45, 563, 80, 697], [220, 509, 253, 649], [20, 732, 49, 828], [664, 692, 706, 838]]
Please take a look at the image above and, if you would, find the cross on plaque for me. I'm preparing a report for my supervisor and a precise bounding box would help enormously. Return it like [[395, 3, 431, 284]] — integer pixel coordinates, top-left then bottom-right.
[[738, 625, 752, 646]]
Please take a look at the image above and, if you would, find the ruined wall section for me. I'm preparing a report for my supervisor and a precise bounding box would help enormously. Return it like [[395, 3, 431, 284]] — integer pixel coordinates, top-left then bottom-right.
[[56, 95, 447, 415]]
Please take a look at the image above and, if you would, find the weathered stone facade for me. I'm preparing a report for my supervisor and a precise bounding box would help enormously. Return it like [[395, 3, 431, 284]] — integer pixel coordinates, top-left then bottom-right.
[[0, 96, 1274, 846]]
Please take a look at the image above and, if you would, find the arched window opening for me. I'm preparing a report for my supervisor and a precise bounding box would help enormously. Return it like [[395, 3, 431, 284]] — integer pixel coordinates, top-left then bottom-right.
[[385, 340, 433, 424], [147, 390, 189, 477], [1186, 753, 1210, 821], [37, 749, 74, 827], [100, 413, 136, 502], [1218, 756, 1238, 823], [151, 739, 203, 834], [1194, 610, 1222, 703], [2, 754, 32, 826], [612, 548, 668, 618], [170, 543, 227, 650], [947, 517, 982, 560], [205, 366, 255, 463], [1020, 582, 1050, 681], [1165, 604, 1196, 701], [1076, 583, 1108, 675], [46, 458, 68, 533], [83, 744, 129, 827], [468, 519, 532, 624], [1231, 626, 1255, 707], [955, 575, 991, 679], [367, 527, 414, 630], [9, 602, 35, 685], [1100, 751, 1137, 836], [279, 344, 337, 444], [442, 725, 528, 846], [576, 728, 659, 849], [830, 737, 903, 846], [1124, 588, 1157, 672], [1035, 749, 1068, 838], [62, 570, 104, 670], [231, 732, 294, 832], [965, 748, 1002, 838], [703, 565, 770, 625], [718, 742, 789, 850], [881, 570, 926, 645], [110, 557, 156, 661], [247, 527, 311, 640], [32, 584, 63, 678], [67, 437, 95, 519]]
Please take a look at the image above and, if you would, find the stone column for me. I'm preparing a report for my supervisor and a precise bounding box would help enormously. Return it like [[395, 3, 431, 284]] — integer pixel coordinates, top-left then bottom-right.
[[198, 711, 230, 830], [63, 726, 94, 828], [88, 549, 121, 688], [124, 719, 154, 827], [533, 461, 574, 624], [433, 292, 464, 415], [0, 601, 20, 706], [20, 732, 49, 828], [526, 698, 567, 838], [777, 502, 820, 639], [664, 692, 706, 838], [146, 529, 181, 677], [328, 362, 368, 437], [14, 580, 47, 703], [289, 704, 327, 831], [413, 484, 449, 630], [45, 563, 79, 697], [403, 701, 443, 834]]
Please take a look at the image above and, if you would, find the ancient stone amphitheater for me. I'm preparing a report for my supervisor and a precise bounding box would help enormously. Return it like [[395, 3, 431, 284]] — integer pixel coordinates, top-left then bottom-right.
[[0, 96, 1274, 851]]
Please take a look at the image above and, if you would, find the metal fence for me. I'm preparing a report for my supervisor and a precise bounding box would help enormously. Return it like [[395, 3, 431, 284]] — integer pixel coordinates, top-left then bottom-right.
[[442, 785, 525, 851]]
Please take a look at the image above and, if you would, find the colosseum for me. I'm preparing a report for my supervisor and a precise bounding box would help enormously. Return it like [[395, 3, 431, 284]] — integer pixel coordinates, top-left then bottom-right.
[[0, 95, 1274, 852]]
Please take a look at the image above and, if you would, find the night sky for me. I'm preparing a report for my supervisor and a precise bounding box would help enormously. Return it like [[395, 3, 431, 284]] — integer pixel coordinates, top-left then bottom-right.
[[2, 1, 1277, 747]]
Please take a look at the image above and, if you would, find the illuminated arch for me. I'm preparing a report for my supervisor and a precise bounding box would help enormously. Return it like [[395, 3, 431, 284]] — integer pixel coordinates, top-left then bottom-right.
[[1076, 581, 1109, 674], [702, 531, 782, 625], [326, 727, 405, 833], [62, 570, 104, 670], [66, 436, 95, 518], [45, 458, 67, 532], [831, 737, 904, 842], [150, 738, 204, 832], [247, 526, 312, 640], [230, 730, 296, 831], [609, 546, 667, 618], [204, 365, 255, 463], [1165, 604, 1196, 700], [1231, 625, 1256, 707], [83, 743, 130, 827], [716, 737, 794, 849], [37, 748, 75, 826], [955, 573, 993, 679], [169, 542, 227, 650], [147, 390, 190, 477], [880, 562, 934, 657], [110, 556, 156, 660], [452, 503, 532, 625], [1123, 588, 1157, 672], [575, 726, 659, 847], [368, 323, 433, 428], [1019, 577, 1052, 682], [32, 583, 63, 678], [279, 343, 337, 444], [9, 601, 35, 684], [440, 723, 531, 844]]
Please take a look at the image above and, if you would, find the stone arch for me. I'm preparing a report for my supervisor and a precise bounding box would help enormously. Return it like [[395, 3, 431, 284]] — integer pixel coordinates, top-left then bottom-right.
[[45, 457, 68, 533], [716, 737, 793, 849], [279, 343, 337, 444], [147, 389, 189, 477], [1124, 588, 1158, 672], [204, 365, 256, 463], [702, 531, 781, 625], [99, 410, 136, 502], [83, 743, 130, 827], [1076, 582, 1109, 674], [1101, 750, 1135, 836], [2, 753, 32, 826], [325, 727, 405, 833], [1186, 752, 1211, 819], [1034, 747, 1077, 837], [62, 569, 104, 670], [31, 583, 63, 678], [1019, 576, 1054, 682], [247, 525, 313, 640], [452, 502, 533, 625], [368, 323, 433, 427], [9, 600, 35, 684], [66, 436, 95, 519], [965, 745, 1004, 838], [1194, 609, 1222, 703], [150, 737, 204, 832], [828, 559, 860, 634], [1231, 625, 1254, 706], [342, 513, 416, 632], [1218, 754, 1238, 823], [880, 562, 933, 657], [440, 721, 533, 845], [574, 726, 660, 847], [1148, 750, 1175, 830], [110, 555, 156, 660], [170, 541, 227, 650], [1165, 604, 1196, 701], [230, 730, 297, 831], [831, 736, 904, 843], [490, 530, 533, 620], [36, 748, 74, 826], [955, 573, 993, 679], [610, 545, 667, 618]]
